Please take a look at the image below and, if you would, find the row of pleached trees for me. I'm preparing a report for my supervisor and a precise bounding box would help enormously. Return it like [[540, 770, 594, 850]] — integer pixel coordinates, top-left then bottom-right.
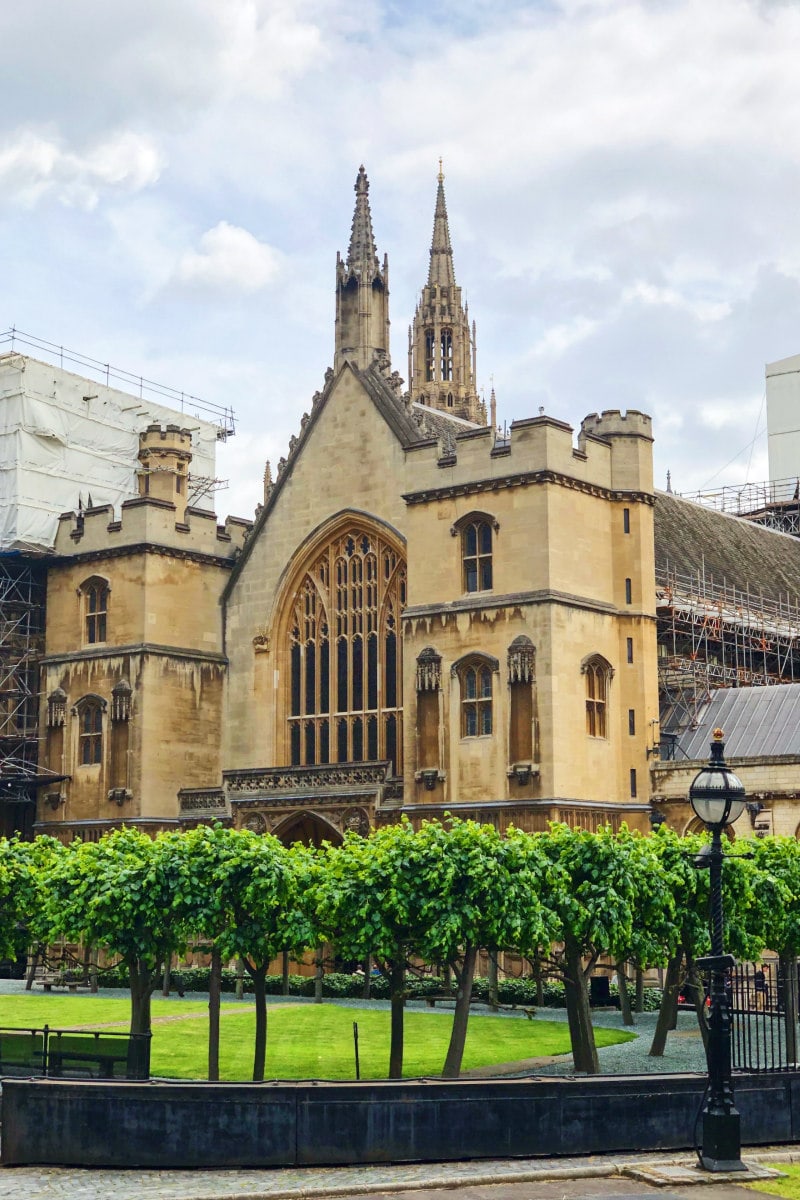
[[2, 819, 800, 1080]]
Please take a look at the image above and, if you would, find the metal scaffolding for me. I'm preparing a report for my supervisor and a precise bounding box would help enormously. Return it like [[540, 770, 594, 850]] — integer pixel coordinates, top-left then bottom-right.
[[656, 564, 800, 743], [0, 555, 46, 835], [679, 477, 800, 537]]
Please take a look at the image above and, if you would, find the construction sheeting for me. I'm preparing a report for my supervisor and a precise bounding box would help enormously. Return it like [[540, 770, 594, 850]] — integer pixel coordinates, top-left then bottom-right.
[[0, 354, 219, 552]]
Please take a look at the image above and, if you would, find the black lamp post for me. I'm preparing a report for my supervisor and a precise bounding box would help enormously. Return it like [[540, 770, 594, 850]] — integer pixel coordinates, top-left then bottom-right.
[[689, 728, 747, 1173]]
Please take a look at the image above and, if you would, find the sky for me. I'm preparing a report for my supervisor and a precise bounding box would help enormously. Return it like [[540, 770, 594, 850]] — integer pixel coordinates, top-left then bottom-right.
[[3, 0, 800, 521]]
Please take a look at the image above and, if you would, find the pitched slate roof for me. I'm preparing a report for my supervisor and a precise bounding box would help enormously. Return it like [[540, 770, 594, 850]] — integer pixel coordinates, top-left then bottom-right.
[[673, 683, 800, 760], [655, 490, 800, 604]]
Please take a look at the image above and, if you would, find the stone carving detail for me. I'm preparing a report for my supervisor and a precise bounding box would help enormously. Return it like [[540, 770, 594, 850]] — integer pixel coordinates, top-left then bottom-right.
[[342, 807, 370, 836], [289, 435, 298, 455], [111, 678, 132, 722], [242, 812, 267, 834], [226, 764, 390, 793], [300, 412, 309, 429], [416, 647, 442, 692], [312, 390, 322, 409], [179, 790, 227, 813], [253, 629, 271, 653], [47, 687, 67, 729], [277, 456, 287, 476], [507, 636, 536, 684]]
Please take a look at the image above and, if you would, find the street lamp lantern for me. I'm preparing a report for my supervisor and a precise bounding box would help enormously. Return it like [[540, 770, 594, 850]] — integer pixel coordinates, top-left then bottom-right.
[[688, 728, 747, 1174], [689, 729, 746, 830]]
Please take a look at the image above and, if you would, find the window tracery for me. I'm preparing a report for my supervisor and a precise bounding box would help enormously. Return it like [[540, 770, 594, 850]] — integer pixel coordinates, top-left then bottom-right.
[[80, 577, 109, 645], [286, 525, 405, 772], [583, 655, 613, 738], [456, 656, 495, 737]]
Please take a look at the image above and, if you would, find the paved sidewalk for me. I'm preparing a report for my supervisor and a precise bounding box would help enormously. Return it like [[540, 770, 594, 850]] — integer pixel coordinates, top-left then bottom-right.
[[0, 1148, 796, 1200]]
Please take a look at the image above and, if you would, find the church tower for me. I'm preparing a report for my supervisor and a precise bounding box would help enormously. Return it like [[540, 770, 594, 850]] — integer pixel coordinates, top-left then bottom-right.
[[408, 164, 485, 424], [334, 166, 391, 373]]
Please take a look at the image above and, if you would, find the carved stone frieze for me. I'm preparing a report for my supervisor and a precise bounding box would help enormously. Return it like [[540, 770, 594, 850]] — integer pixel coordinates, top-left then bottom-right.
[[179, 790, 228, 814], [225, 763, 391, 794], [242, 813, 267, 834], [342, 806, 371, 836]]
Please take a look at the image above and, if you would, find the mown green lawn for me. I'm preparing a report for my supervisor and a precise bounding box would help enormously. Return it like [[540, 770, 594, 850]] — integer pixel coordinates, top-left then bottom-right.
[[0, 993, 634, 1080], [747, 1164, 800, 1198]]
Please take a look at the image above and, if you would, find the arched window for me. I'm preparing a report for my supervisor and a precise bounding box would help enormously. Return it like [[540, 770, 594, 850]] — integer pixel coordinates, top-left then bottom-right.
[[425, 330, 435, 381], [583, 655, 613, 738], [80, 577, 109, 645], [456, 656, 496, 737], [285, 524, 406, 773], [75, 696, 105, 765], [441, 330, 453, 381], [462, 520, 493, 592]]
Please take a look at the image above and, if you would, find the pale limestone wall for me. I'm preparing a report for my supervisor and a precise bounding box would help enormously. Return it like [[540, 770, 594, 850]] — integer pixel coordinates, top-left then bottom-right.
[[222, 367, 411, 772], [40, 495, 238, 835], [401, 409, 657, 811], [652, 756, 800, 838]]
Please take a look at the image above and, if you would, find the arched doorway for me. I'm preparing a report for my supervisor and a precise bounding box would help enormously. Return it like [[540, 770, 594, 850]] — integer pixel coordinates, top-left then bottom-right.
[[273, 810, 343, 848]]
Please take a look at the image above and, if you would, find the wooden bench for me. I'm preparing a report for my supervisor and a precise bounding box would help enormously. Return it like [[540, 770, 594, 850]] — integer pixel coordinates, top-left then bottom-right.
[[32, 973, 91, 993]]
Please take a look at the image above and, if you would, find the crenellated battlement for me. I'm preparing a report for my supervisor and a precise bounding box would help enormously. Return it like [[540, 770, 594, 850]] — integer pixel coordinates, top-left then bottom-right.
[[403, 408, 654, 500], [54, 497, 250, 561], [579, 409, 653, 443]]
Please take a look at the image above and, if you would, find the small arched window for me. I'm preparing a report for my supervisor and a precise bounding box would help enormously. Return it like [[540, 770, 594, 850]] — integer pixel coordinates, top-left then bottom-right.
[[462, 520, 493, 592], [583, 655, 613, 739], [75, 696, 105, 765], [81, 577, 109, 645], [456, 656, 496, 737]]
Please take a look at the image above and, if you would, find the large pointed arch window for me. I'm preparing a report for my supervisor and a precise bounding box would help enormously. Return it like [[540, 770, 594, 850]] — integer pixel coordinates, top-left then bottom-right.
[[286, 525, 406, 773]]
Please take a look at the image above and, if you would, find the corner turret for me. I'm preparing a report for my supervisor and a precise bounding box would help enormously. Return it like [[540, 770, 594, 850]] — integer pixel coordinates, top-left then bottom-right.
[[137, 423, 193, 506]]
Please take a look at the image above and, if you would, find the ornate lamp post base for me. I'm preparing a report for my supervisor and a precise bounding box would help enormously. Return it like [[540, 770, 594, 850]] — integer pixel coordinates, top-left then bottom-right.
[[700, 1111, 746, 1172]]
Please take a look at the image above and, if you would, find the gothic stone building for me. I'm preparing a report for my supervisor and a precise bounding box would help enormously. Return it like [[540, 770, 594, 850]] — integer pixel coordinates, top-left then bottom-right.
[[36, 167, 663, 843]]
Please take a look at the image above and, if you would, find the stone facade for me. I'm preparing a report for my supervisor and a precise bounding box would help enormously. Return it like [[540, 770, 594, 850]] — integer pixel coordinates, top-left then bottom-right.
[[36, 424, 249, 841]]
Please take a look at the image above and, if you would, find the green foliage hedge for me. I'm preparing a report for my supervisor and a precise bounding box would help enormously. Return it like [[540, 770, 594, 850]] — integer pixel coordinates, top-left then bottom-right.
[[90, 964, 661, 1010]]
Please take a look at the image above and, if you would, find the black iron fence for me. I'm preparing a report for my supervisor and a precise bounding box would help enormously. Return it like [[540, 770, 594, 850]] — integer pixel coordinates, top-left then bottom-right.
[[730, 963, 798, 1073], [0, 1026, 150, 1080]]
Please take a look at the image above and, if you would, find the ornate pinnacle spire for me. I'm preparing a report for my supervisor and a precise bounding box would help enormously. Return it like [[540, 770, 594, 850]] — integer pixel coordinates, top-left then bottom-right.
[[428, 159, 456, 289], [346, 165, 379, 276]]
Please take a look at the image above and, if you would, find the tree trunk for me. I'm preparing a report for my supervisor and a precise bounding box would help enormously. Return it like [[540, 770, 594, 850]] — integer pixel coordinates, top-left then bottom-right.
[[616, 961, 634, 1026], [780, 951, 799, 1065], [249, 963, 268, 1082], [162, 956, 171, 997], [442, 945, 478, 1078], [25, 945, 40, 991], [235, 956, 244, 1000], [362, 953, 372, 1000], [487, 950, 499, 1011], [634, 966, 644, 1013], [649, 953, 682, 1057], [129, 958, 155, 1036], [208, 946, 222, 1082], [282, 950, 290, 997], [388, 953, 405, 1079], [563, 953, 599, 1073], [314, 945, 324, 1004]]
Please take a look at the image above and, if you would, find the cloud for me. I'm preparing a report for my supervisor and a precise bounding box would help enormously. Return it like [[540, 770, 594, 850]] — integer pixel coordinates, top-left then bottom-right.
[[172, 222, 282, 292], [0, 129, 162, 209]]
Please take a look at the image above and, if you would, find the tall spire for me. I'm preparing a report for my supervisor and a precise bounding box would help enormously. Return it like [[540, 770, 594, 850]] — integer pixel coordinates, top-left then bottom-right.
[[408, 165, 485, 425], [428, 159, 455, 289], [347, 165, 379, 276], [334, 166, 390, 373]]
